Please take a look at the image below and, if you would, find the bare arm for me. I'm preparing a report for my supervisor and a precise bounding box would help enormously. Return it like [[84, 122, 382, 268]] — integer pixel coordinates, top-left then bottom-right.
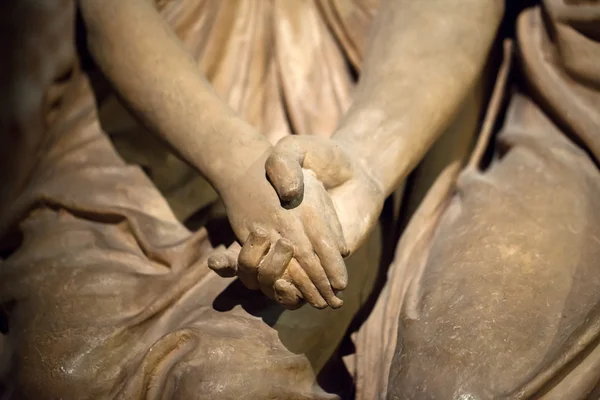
[[78, 0, 271, 195], [78, 0, 353, 309], [334, 0, 505, 197]]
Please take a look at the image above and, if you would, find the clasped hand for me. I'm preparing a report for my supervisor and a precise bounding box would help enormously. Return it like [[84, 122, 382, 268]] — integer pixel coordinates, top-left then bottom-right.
[[209, 136, 383, 310]]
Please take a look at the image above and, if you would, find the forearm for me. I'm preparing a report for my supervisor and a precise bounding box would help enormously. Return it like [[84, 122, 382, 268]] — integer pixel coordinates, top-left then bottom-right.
[[78, 0, 271, 194], [334, 0, 504, 197]]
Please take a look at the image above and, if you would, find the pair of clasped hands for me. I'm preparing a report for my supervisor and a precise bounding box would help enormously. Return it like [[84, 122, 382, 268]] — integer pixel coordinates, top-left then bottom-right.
[[208, 136, 383, 310]]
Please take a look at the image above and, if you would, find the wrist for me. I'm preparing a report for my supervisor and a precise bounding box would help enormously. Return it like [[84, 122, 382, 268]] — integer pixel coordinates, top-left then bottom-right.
[[332, 133, 387, 200], [333, 107, 415, 199], [211, 145, 273, 203], [333, 104, 392, 169]]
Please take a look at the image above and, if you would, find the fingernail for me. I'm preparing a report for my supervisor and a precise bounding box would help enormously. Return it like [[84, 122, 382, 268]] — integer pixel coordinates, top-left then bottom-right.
[[281, 182, 301, 202], [265, 154, 304, 203], [328, 295, 344, 309], [282, 193, 303, 210]]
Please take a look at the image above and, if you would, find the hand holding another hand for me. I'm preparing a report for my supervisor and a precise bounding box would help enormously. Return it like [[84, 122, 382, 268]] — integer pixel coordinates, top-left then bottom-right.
[[210, 149, 351, 309], [209, 136, 384, 310], [265, 135, 384, 254]]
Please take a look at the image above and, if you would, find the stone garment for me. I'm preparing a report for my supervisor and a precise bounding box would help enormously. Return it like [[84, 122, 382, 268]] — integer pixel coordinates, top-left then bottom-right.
[[0, 74, 344, 399], [9, 0, 600, 399], [0, 1, 383, 399], [0, 0, 495, 398], [353, 1, 600, 398]]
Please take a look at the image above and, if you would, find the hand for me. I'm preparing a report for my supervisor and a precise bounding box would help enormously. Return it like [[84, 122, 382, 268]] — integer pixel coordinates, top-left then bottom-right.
[[265, 135, 384, 253], [210, 150, 350, 309]]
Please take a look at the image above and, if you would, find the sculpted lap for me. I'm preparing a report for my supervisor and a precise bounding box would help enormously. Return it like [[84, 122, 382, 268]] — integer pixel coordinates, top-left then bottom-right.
[[0, 0, 381, 398], [383, 3, 600, 398], [3, 0, 600, 399]]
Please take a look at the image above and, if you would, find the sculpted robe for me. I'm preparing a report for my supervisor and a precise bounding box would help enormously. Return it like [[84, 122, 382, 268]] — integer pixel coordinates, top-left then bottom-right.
[[0, 1, 381, 399], [1, 0, 600, 399], [356, 1, 600, 398]]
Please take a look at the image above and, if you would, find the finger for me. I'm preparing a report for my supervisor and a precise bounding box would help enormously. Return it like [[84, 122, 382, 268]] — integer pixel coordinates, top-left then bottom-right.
[[208, 252, 237, 278], [287, 260, 328, 309], [305, 222, 348, 292], [257, 238, 294, 298], [237, 228, 270, 290], [299, 186, 347, 289], [294, 248, 344, 309], [274, 279, 304, 310], [265, 152, 304, 204], [325, 209, 350, 258], [305, 171, 349, 257], [322, 195, 350, 257]]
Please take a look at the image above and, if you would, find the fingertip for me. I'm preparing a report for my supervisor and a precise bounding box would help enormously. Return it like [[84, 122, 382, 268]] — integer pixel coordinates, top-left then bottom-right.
[[265, 154, 304, 205], [329, 296, 344, 309], [299, 286, 328, 309], [340, 241, 351, 258], [331, 273, 348, 291], [207, 254, 224, 270], [312, 298, 329, 310], [308, 282, 330, 309], [208, 254, 237, 278], [303, 232, 348, 296], [320, 281, 343, 309], [280, 183, 303, 204], [288, 260, 329, 310], [274, 279, 303, 309]]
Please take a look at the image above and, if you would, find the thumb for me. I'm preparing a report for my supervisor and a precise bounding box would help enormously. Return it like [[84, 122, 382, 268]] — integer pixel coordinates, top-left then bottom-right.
[[265, 136, 353, 205], [265, 150, 304, 204]]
